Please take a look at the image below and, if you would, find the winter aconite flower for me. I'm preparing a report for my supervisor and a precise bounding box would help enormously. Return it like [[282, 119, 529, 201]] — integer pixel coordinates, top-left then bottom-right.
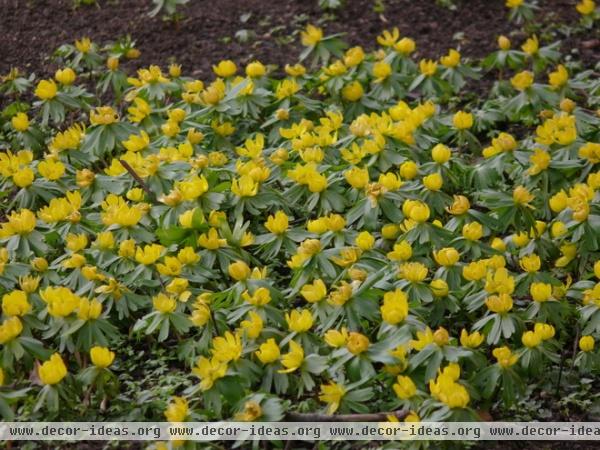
[[35, 79, 58, 100], [319, 381, 346, 414], [90, 346, 115, 368], [38, 353, 67, 385]]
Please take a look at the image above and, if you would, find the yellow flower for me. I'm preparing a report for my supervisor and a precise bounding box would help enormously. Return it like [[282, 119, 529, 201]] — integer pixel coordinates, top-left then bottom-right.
[[300, 279, 327, 303], [485, 293, 513, 313], [265, 211, 289, 234], [380, 289, 409, 325], [75, 37, 92, 53], [440, 49, 461, 68], [229, 260, 251, 281], [301, 24, 323, 46], [460, 329, 484, 348], [528, 148, 551, 175], [128, 97, 152, 123], [493, 346, 519, 368], [241, 311, 263, 339], [534, 323, 555, 340], [506, 0, 524, 8], [342, 81, 364, 102], [165, 396, 188, 422], [346, 332, 370, 355], [192, 356, 227, 391], [319, 381, 346, 414], [78, 298, 102, 320], [387, 240, 412, 261], [2, 290, 31, 317], [399, 262, 428, 283], [433, 327, 450, 346], [286, 309, 314, 333], [511, 71, 534, 91], [498, 35, 511, 50], [231, 175, 259, 197], [521, 35, 539, 55], [430, 279, 449, 297], [0, 209, 36, 237], [429, 368, 469, 409], [235, 401, 263, 421], [406, 201, 430, 223], [38, 159, 65, 180], [549, 65, 568, 89], [377, 28, 399, 47], [11, 112, 29, 131], [423, 172, 443, 191], [446, 195, 470, 215], [55, 68, 76, 85], [198, 228, 227, 250], [256, 338, 280, 364], [0, 368, 4, 386], [579, 335, 595, 352], [513, 185, 534, 205], [213, 60, 237, 77], [35, 79, 58, 100], [462, 222, 483, 241], [90, 346, 115, 368], [153, 293, 177, 314], [394, 37, 416, 54], [419, 59, 438, 76], [372, 61, 392, 82], [462, 260, 487, 281], [453, 111, 473, 130], [278, 340, 304, 373], [0, 317, 23, 344], [135, 244, 164, 265], [434, 247, 459, 267], [400, 161, 419, 179], [90, 106, 119, 126], [38, 353, 68, 385], [324, 327, 349, 347], [355, 231, 375, 250], [393, 375, 417, 400], [431, 144, 451, 164], [522, 330, 542, 348], [576, 0, 596, 15], [19, 275, 40, 293], [212, 331, 243, 362], [242, 287, 271, 307], [41, 286, 80, 317], [520, 253, 541, 272], [530, 282, 552, 302], [12, 167, 34, 188]]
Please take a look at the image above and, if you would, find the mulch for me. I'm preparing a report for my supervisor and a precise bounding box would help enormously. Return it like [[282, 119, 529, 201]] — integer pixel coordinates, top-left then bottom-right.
[[1, 0, 598, 80]]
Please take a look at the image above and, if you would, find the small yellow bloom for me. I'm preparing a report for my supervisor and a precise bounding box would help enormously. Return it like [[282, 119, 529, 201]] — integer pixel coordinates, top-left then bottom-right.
[[55, 68, 76, 85], [35, 79, 58, 100], [493, 346, 518, 368], [278, 340, 304, 373], [460, 329, 484, 348], [228, 260, 251, 281], [11, 112, 29, 131], [165, 396, 188, 422], [511, 71, 534, 91], [255, 338, 280, 364], [38, 353, 67, 385], [90, 346, 115, 368], [453, 111, 473, 130], [301, 24, 323, 46], [346, 332, 370, 355], [319, 381, 346, 414], [285, 309, 314, 333]]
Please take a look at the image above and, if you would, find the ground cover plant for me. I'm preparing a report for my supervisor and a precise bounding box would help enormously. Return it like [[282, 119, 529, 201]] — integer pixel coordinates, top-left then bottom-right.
[[0, 0, 600, 449]]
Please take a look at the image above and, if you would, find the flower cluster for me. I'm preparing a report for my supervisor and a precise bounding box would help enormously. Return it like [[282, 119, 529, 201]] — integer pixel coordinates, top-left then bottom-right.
[[0, 13, 599, 430]]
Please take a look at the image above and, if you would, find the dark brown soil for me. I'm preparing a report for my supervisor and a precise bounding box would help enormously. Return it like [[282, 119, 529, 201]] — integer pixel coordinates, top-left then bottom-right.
[[1, 0, 598, 80]]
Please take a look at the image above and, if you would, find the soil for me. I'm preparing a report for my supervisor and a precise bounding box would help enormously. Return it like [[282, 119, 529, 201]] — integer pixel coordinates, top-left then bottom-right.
[[1, 0, 598, 80]]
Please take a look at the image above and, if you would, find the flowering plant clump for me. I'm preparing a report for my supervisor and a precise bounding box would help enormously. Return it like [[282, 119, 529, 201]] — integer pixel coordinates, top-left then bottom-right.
[[0, 10, 599, 434]]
